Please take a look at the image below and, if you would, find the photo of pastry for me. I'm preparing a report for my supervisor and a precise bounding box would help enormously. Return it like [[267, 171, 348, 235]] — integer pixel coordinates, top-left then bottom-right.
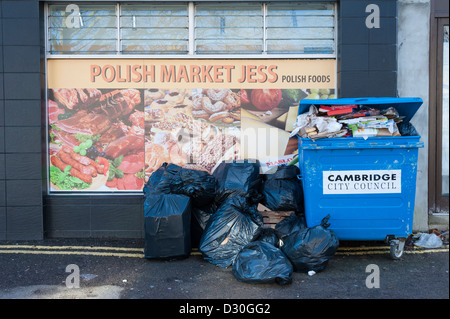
[[191, 89, 241, 126], [144, 88, 241, 181]]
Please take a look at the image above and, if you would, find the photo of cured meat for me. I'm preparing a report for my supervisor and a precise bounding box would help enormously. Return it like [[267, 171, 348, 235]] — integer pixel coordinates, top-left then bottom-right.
[[144, 88, 241, 181], [52, 88, 102, 110], [48, 88, 145, 191]]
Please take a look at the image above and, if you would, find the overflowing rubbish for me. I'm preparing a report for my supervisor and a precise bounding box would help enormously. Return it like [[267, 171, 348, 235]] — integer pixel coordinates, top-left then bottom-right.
[[294, 97, 423, 263], [232, 241, 294, 285], [140, 96, 427, 285], [290, 104, 417, 140], [142, 96, 424, 280], [143, 159, 339, 284], [281, 215, 339, 273]]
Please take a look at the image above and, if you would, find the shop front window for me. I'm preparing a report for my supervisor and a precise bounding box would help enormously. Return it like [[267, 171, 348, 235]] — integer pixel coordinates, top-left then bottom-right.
[[46, 2, 337, 193]]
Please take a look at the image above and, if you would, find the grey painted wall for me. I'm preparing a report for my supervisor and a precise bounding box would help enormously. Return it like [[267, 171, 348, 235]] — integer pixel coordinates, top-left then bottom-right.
[[397, 0, 431, 232], [0, 0, 44, 240]]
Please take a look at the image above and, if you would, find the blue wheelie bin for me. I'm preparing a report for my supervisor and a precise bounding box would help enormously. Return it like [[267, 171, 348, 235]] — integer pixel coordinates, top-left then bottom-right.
[[296, 97, 424, 259]]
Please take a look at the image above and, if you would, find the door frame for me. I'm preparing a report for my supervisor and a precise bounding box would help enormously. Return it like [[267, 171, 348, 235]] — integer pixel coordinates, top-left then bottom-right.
[[428, 0, 449, 214]]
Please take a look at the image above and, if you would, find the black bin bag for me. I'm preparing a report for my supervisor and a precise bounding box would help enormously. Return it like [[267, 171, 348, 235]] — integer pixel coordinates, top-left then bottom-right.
[[232, 241, 294, 285], [262, 165, 304, 212], [275, 213, 307, 241], [144, 194, 191, 259], [281, 215, 339, 273], [144, 163, 216, 208], [170, 168, 217, 208], [256, 228, 280, 247], [199, 196, 264, 268], [143, 162, 169, 196], [191, 205, 215, 249], [213, 160, 263, 206]]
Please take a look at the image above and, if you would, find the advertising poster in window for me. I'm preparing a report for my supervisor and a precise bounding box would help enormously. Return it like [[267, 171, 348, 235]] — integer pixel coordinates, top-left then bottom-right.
[[47, 59, 335, 192]]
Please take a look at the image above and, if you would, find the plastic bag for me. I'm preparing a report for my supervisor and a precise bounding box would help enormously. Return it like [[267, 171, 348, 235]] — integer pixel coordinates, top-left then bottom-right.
[[199, 196, 264, 268], [281, 215, 339, 272], [143, 162, 168, 196], [144, 163, 180, 196], [275, 213, 307, 241], [255, 228, 280, 247], [144, 163, 217, 208], [191, 205, 216, 249], [262, 165, 304, 212], [169, 167, 217, 208], [144, 194, 191, 259], [413, 233, 443, 248], [232, 241, 294, 285], [398, 122, 419, 136], [213, 160, 263, 206]]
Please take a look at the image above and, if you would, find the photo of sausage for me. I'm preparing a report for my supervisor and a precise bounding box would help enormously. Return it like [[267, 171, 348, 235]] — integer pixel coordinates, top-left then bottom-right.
[[50, 155, 93, 184], [57, 151, 98, 177]]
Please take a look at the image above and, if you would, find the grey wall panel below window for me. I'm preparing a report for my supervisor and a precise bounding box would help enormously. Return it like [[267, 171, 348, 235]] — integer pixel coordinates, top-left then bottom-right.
[[43, 195, 145, 238], [338, 0, 398, 97]]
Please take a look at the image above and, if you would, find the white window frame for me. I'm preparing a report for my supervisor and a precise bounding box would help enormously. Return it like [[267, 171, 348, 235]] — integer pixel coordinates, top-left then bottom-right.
[[44, 1, 338, 59]]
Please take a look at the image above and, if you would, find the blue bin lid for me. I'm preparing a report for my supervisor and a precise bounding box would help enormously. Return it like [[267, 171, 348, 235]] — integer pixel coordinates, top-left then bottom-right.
[[298, 97, 423, 124]]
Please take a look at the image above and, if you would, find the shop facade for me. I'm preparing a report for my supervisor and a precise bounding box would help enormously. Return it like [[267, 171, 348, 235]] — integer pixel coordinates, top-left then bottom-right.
[[0, 0, 446, 240]]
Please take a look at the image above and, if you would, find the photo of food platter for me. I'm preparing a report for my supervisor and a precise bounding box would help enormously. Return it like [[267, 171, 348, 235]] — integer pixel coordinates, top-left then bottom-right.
[[48, 88, 145, 191]]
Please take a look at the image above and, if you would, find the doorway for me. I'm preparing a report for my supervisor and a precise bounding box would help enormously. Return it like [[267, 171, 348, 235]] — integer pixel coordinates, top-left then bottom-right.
[[429, 0, 449, 215]]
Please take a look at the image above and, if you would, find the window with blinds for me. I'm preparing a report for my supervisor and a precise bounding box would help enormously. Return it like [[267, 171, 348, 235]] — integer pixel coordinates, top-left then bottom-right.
[[120, 3, 189, 54], [266, 2, 335, 54], [48, 4, 117, 54], [47, 2, 336, 56], [194, 3, 263, 54]]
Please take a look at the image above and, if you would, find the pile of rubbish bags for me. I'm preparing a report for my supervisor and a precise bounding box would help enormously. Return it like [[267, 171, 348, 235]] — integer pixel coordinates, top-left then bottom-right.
[[143, 160, 340, 285], [290, 104, 418, 140]]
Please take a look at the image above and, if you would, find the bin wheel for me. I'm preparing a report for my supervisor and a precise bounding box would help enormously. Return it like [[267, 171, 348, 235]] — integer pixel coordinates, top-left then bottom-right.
[[389, 240, 405, 260]]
